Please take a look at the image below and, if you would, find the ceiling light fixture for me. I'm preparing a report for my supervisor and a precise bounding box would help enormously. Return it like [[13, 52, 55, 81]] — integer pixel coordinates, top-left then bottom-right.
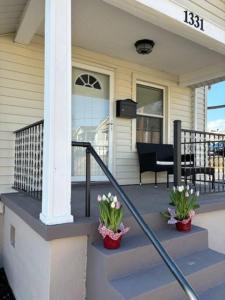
[[135, 39, 155, 55]]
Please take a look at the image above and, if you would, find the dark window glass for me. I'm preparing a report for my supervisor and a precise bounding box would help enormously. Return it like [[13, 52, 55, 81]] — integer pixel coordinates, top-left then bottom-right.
[[136, 84, 164, 144], [136, 116, 162, 144], [75, 74, 101, 90], [75, 77, 84, 86], [81, 74, 88, 83], [89, 75, 96, 85], [94, 82, 101, 89]]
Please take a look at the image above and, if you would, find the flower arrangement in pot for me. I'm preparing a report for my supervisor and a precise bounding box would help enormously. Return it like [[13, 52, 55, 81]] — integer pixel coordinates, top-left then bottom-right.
[[97, 193, 129, 249], [162, 186, 200, 232]]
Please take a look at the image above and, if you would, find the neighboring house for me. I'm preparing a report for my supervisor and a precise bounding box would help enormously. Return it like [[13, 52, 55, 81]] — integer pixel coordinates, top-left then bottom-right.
[[0, 0, 225, 299]]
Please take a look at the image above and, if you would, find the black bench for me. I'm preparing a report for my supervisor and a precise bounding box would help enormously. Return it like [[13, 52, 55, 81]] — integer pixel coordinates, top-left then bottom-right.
[[136, 142, 215, 187], [136, 143, 174, 186]]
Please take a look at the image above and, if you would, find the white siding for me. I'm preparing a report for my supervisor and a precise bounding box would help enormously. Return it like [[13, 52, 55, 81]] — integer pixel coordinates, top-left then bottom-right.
[[0, 34, 207, 191], [0, 35, 44, 193]]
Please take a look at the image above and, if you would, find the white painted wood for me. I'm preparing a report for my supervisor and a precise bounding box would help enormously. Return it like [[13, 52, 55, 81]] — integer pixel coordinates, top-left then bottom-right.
[[103, 0, 225, 55], [40, 0, 73, 225], [14, 0, 45, 44], [194, 88, 198, 130], [179, 62, 225, 87]]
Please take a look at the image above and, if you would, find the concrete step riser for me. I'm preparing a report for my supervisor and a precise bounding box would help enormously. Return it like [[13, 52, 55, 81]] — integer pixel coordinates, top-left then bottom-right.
[[88, 212, 167, 244], [133, 261, 225, 300], [104, 230, 208, 279], [124, 213, 167, 237]]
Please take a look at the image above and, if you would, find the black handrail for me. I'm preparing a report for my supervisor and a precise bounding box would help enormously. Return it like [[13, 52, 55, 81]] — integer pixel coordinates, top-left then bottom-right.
[[72, 141, 200, 300], [14, 119, 44, 134]]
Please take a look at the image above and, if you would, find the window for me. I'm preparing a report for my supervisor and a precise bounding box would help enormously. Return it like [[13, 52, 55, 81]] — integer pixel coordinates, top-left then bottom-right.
[[136, 84, 164, 144], [75, 74, 101, 90]]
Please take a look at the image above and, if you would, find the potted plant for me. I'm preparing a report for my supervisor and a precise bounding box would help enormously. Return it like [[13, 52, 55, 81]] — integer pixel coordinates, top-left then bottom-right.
[[97, 193, 129, 249], [162, 186, 200, 232]]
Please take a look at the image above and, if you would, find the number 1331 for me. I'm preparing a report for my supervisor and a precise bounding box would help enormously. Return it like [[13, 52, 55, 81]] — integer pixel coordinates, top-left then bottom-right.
[[184, 10, 204, 31]]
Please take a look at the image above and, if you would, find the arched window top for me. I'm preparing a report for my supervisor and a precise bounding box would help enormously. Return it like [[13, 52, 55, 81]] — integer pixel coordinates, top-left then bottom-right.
[[75, 74, 101, 90]]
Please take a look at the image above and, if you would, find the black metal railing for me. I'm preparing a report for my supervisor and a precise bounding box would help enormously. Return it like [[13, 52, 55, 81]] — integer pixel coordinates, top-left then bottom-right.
[[14, 120, 44, 199], [72, 141, 199, 300], [13, 122, 199, 298], [174, 120, 225, 193]]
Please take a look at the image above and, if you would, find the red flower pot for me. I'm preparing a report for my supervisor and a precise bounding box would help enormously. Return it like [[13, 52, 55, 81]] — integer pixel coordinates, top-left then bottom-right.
[[103, 235, 122, 249], [176, 219, 192, 232]]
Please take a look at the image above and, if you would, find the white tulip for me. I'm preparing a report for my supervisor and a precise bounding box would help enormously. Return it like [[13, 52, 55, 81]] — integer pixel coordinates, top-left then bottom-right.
[[185, 191, 189, 198], [178, 186, 184, 192], [97, 195, 102, 202], [196, 191, 200, 197], [190, 189, 193, 195], [113, 196, 118, 203], [111, 202, 116, 208], [102, 194, 107, 201], [186, 185, 190, 191], [108, 192, 111, 198]]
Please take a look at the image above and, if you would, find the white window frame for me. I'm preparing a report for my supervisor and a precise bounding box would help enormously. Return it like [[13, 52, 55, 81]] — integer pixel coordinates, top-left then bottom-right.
[[132, 80, 166, 151]]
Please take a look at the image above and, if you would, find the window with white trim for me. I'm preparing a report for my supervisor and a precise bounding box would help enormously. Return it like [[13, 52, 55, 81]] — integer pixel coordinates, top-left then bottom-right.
[[136, 84, 164, 144]]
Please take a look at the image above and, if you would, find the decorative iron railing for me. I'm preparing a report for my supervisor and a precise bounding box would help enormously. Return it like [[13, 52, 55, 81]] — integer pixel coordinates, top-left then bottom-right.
[[174, 120, 225, 193], [14, 120, 44, 200]]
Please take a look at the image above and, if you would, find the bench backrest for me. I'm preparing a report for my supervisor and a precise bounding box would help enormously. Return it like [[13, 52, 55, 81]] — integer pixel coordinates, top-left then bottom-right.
[[136, 143, 174, 161]]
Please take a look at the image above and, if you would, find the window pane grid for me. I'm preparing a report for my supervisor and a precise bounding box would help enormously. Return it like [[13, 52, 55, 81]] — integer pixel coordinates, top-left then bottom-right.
[[136, 115, 163, 144], [136, 84, 164, 144]]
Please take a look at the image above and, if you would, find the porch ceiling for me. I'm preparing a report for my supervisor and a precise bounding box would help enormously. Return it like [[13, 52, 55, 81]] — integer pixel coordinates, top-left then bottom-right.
[[42, 0, 224, 80], [0, 0, 27, 34], [1, 0, 225, 85]]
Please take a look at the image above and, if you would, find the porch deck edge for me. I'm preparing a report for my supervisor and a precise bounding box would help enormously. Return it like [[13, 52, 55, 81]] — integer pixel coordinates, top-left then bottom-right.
[[1, 192, 225, 241], [0, 193, 98, 241]]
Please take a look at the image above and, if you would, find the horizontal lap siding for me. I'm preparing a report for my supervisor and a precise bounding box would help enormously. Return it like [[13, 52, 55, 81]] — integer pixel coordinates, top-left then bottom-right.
[[0, 34, 205, 189], [170, 87, 193, 145], [0, 35, 44, 193]]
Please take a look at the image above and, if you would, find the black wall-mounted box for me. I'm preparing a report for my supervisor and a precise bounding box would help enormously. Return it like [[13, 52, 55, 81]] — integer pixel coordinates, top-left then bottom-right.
[[116, 99, 137, 119]]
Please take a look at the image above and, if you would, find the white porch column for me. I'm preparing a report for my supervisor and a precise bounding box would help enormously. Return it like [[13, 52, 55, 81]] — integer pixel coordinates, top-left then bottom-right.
[[40, 0, 73, 225]]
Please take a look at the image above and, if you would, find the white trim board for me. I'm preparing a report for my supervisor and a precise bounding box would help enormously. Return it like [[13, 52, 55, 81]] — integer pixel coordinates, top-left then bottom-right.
[[15, 0, 44, 44]]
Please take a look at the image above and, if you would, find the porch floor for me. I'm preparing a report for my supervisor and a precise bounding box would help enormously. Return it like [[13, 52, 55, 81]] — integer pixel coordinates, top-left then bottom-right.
[[71, 182, 225, 217], [1, 183, 225, 240]]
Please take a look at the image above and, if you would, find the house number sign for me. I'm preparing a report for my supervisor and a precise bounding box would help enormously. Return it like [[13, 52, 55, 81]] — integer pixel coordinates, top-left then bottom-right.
[[184, 10, 204, 31]]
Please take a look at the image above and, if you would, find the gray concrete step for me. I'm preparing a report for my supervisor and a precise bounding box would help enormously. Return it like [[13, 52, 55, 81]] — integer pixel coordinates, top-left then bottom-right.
[[200, 282, 225, 299], [122, 212, 168, 236], [110, 249, 225, 300], [92, 225, 208, 279]]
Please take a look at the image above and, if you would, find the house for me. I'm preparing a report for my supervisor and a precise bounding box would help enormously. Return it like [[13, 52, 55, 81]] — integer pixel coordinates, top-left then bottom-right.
[[0, 0, 225, 299]]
